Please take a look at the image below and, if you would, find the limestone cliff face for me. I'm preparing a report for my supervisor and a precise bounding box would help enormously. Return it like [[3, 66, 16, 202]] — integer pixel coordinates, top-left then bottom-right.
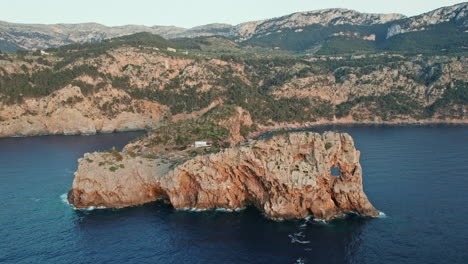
[[273, 56, 467, 106], [386, 3, 467, 39], [233, 8, 404, 41], [0, 85, 170, 137], [68, 131, 379, 221]]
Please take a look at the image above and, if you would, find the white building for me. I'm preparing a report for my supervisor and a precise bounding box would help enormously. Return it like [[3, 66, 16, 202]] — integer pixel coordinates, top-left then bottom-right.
[[194, 141, 210, 148], [167, 47, 177, 52]]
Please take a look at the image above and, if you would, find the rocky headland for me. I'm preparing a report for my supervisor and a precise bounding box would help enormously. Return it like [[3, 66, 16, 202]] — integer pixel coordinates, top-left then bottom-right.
[[68, 131, 379, 221]]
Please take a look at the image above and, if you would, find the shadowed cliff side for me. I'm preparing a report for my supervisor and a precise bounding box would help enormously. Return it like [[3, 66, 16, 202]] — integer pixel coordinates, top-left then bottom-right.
[[68, 131, 378, 221]]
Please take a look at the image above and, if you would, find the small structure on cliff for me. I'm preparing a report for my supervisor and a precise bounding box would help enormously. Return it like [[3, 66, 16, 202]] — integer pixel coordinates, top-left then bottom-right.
[[194, 141, 211, 148]]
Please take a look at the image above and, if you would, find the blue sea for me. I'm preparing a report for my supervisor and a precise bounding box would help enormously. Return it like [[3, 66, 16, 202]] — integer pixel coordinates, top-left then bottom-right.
[[0, 125, 467, 264]]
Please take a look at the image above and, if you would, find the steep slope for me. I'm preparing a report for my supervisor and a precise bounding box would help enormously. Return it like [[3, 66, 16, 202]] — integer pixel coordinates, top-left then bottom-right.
[[386, 2, 467, 38], [0, 41, 466, 138], [380, 3, 468, 54], [233, 8, 404, 41], [0, 84, 170, 137], [240, 3, 468, 54]]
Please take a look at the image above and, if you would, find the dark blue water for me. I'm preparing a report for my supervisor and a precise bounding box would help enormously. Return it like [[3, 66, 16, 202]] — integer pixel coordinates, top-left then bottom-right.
[[1, 126, 467, 264]]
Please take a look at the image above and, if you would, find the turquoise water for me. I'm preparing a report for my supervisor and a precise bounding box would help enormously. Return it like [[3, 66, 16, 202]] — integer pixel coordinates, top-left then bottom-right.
[[0, 125, 467, 264]]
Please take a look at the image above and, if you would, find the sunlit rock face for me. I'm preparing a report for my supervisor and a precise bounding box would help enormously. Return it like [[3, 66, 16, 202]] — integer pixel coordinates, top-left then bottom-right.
[[68, 131, 379, 220]]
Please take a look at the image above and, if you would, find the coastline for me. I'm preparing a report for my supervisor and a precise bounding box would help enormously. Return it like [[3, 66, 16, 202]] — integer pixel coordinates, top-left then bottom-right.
[[1, 119, 467, 139], [0, 129, 147, 140], [249, 119, 468, 139]]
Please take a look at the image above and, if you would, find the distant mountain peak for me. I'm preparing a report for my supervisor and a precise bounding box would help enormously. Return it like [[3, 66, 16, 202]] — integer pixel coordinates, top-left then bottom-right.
[[0, 4, 466, 53], [386, 2, 467, 38], [232, 8, 405, 41]]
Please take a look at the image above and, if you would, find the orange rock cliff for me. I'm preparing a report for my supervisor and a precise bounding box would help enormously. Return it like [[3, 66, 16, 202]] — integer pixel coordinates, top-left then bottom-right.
[[68, 131, 379, 221]]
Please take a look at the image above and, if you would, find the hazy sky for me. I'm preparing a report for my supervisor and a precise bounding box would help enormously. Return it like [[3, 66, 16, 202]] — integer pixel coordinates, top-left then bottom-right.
[[0, 0, 465, 28]]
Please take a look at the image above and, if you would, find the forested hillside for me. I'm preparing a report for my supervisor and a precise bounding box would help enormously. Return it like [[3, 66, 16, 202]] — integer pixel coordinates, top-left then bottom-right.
[[0, 31, 466, 138]]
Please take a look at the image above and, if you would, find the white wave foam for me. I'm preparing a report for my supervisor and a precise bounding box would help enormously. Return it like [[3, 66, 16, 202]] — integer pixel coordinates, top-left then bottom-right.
[[177, 207, 210, 212], [306, 210, 388, 224], [60, 193, 70, 205], [295, 258, 305, 264], [288, 234, 311, 244], [60, 193, 108, 210], [293, 231, 305, 238], [216, 207, 246, 212], [79, 206, 108, 211], [177, 206, 246, 213], [312, 218, 328, 224], [374, 211, 387, 218]]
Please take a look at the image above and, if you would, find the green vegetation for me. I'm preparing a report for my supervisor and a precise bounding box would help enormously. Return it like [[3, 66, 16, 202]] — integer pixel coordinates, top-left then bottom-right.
[[242, 23, 392, 53], [0, 65, 101, 104], [71, 80, 95, 95], [106, 147, 123, 161], [0, 40, 21, 53], [380, 22, 468, 55], [46, 32, 203, 68], [240, 124, 256, 137], [317, 37, 377, 55], [130, 84, 220, 115], [146, 105, 237, 148], [147, 118, 229, 148], [240, 18, 467, 56], [428, 81, 468, 118], [325, 142, 333, 150], [0, 30, 465, 127], [336, 93, 427, 120]]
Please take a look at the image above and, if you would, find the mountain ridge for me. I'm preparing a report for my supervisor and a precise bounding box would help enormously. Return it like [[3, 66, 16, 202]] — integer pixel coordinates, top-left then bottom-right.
[[0, 3, 466, 52]]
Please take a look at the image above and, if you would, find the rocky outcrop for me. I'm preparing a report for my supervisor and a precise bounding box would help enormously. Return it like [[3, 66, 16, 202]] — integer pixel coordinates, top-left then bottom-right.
[[273, 56, 467, 106], [386, 3, 467, 38], [68, 131, 379, 221], [68, 152, 172, 208], [0, 85, 170, 137], [233, 8, 404, 41]]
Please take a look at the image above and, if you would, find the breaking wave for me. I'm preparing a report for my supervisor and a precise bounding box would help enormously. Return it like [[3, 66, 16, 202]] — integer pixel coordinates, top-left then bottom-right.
[[60, 193, 108, 211], [177, 206, 246, 213], [288, 232, 311, 244]]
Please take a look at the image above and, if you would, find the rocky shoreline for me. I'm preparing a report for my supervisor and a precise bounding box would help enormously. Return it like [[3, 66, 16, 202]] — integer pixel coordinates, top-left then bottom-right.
[[1, 117, 466, 139], [68, 131, 379, 221], [249, 119, 468, 139]]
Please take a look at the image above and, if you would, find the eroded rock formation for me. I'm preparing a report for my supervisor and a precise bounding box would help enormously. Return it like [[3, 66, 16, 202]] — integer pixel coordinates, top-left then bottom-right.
[[0, 85, 170, 137], [68, 131, 379, 220]]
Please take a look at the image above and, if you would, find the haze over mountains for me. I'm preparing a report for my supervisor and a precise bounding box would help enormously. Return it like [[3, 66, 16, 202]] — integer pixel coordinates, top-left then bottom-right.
[[0, 2, 466, 53]]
